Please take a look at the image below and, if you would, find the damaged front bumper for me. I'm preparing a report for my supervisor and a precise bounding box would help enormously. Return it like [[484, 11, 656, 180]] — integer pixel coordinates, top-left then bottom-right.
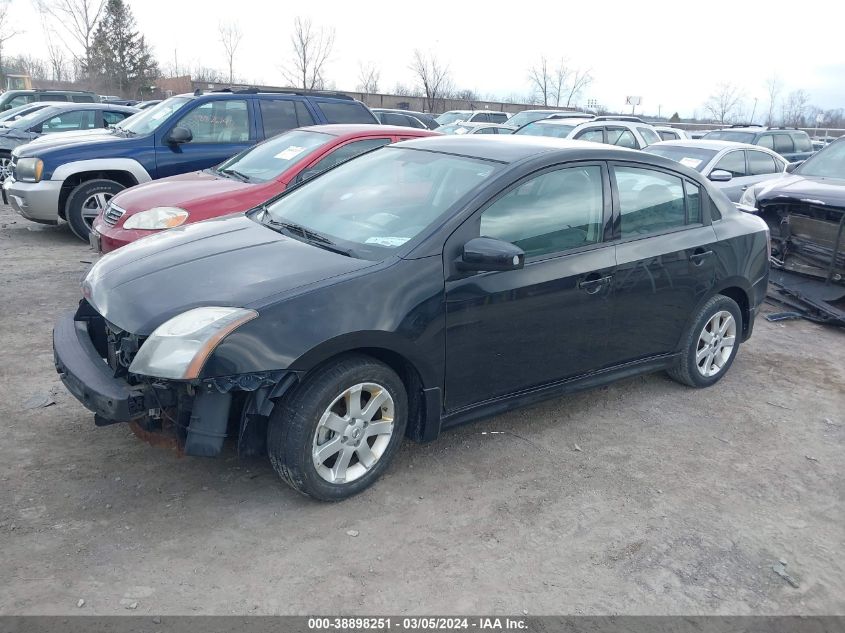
[[53, 309, 296, 457]]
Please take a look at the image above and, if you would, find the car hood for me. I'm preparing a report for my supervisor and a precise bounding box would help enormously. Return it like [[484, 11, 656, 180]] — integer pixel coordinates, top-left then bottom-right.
[[14, 130, 133, 157], [111, 171, 259, 214], [24, 128, 113, 148], [755, 173, 845, 207], [83, 215, 377, 335]]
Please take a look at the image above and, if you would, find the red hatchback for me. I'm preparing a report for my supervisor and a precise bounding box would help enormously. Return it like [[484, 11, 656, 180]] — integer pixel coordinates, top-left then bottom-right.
[[91, 124, 439, 253]]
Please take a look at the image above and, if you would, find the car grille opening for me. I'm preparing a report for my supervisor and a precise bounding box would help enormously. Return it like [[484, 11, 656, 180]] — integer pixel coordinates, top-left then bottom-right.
[[103, 203, 126, 226]]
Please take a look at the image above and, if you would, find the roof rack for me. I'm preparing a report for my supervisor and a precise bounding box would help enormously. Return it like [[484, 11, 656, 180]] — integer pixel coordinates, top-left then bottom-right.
[[593, 115, 646, 123], [766, 126, 799, 130], [729, 123, 762, 128], [211, 87, 355, 100]]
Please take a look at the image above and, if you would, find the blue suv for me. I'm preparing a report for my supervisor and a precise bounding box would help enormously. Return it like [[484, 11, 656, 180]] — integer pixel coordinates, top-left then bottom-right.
[[3, 89, 377, 240]]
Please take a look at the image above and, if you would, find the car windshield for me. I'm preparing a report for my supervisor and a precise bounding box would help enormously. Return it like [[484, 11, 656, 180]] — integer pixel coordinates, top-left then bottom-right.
[[115, 96, 190, 135], [513, 121, 575, 138], [642, 145, 718, 172], [436, 112, 471, 125], [506, 111, 559, 128], [216, 130, 331, 183], [260, 146, 499, 260], [796, 139, 845, 179], [703, 131, 755, 143], [438, 123, 475, 135]]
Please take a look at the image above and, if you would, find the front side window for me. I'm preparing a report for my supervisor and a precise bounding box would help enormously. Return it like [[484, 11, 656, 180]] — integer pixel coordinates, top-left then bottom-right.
[[615, 166, 686, 237], [174, 99, 250, 143], [8, 95, 35, 107], [469, 113, 488, 122], [488, 113, 508, 123], [747, 151, 778, 175], [40, 110, 96, 133], [790, 132, 812, 153], [714, 151, 747, 177], [607, 128, 638, 149], [262, 147, 498, 259], [303, 138, 391, 177], [259, 99, 314, 138], [316, 100, 376, 124], [480, 165, 604, 258], [758, 134, 774, 149]]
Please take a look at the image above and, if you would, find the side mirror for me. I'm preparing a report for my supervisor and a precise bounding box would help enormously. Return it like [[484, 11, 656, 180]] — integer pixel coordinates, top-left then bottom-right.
[[708, 169, 732, 182], [786, 161, 803, 173], [458, 237, 524, 272], [167, 126, 192, 144]]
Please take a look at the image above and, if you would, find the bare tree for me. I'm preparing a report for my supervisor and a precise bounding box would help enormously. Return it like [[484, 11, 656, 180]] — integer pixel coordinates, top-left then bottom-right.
[[357, 61, 380, 94], [393, 82, 422, 98], [765, 75, 782, 126], [563, 66, 592, 108], [218, 21, 242, 85], [0, 0, 22, 84], [36, 0, 105, 79], [280, 16, 334, 91], [410, 49, 451, 113], [782, 89, 810, 127], [703, 82, 744, 124], [527, 56, 551, 106]]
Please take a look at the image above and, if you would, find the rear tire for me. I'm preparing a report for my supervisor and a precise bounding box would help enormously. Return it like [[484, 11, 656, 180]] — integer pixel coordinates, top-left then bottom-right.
[[668, 295, 742, 388], [65, 179, 124, 241], [267, 354, 408, 501]]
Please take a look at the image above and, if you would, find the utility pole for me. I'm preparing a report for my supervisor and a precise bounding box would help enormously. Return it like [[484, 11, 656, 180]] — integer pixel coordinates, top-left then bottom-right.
[[750, 97, 758, 124]]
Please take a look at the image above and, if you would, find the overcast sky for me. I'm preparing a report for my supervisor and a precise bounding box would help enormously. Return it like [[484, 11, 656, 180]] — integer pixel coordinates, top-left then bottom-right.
[[8, 0, 845, 117]]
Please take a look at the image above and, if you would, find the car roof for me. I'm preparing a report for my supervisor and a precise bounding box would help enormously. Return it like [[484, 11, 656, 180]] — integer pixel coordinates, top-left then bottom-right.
[[299, 123, 437, 137], [394, 134, 637, 163], [448, 121, 514, 128], [650, 139, 763, 151], [528, 117, 591, 126], [36, 103, 139, 113]]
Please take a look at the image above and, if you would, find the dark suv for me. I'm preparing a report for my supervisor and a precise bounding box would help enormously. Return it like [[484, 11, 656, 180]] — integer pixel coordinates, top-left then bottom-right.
[[0, 90, 99, 111], [54, 136, 770, 500], [4, 89, 377, 240], [702, 126, 814, 162]]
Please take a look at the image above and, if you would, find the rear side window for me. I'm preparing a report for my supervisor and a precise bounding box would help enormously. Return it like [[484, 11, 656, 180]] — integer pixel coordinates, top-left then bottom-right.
[[758, 134, 774, 149], [575, 128, 604, 143], [477, 127, 497, 134], [260, 99, 314, 137], [317, 101, 375, 124], [488, 113, 508, 123], [659, 130, 679, 141], [41, 94, 68, 102], [615, 166, 686, 237], [714, 151, 746, 177], [791, 132, 812, 152], [72, 95, 95, 103], [636, 126, 660, 146], [470, 112, 488, 122], [481, 165, 605, 258], [103, 111, 131, 126], [773, 134, 794, 154], [40, 109, 96, 133], [685, 181, 701, 223], [747, 151, 778, 175]]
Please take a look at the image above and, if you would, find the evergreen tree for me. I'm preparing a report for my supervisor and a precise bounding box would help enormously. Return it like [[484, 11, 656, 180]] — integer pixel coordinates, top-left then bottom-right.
[[88, 0, 157, 96]]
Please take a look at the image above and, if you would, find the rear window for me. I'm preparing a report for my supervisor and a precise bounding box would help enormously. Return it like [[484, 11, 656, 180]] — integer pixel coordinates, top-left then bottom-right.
[[316, 101, 376, 124], [642, 145, 718, 172], [216, 129, 330, 183]]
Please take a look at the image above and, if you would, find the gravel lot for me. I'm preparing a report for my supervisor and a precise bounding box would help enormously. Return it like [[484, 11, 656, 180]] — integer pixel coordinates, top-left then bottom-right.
[[1, 203, 843, 616]]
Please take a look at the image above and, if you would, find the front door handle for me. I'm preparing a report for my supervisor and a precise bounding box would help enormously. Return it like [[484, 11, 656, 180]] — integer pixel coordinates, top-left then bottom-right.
[[578, 273, 613, 294]]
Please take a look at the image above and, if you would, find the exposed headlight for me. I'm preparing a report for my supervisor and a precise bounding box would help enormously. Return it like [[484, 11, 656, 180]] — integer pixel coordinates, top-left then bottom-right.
[[123, 206, 189, 230], [128, 307, 258, 380], [16, 157, 43, 183], [738, 185, 758, 209]]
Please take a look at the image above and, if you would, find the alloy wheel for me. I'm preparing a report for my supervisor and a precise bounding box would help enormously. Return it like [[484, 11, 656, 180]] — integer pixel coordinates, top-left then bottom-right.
[[312, 382, 395, 484], [0, 156, 11, 181], [695, 310, 736, 378], [80, 192, 114, 230]]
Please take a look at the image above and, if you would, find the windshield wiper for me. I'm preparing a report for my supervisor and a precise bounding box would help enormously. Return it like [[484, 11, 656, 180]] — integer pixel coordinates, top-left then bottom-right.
[[263, 217, 352, 256], [219, 167, 250, 182]]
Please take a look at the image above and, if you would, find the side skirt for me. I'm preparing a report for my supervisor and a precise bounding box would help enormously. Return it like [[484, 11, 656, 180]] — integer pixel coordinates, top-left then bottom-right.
[[439, 353, 679, 431]]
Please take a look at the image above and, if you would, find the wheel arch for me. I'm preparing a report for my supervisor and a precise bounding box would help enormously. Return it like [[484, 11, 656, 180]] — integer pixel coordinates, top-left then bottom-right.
[[53, 159, 150, 220]]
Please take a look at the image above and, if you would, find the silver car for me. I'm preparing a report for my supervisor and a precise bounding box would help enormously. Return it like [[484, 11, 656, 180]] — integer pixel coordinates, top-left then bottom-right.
[[644, 139, 787, 202]]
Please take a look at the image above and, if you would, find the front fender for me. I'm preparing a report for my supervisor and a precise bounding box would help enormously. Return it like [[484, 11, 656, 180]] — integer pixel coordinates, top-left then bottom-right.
[[52, 158, 152, 183]]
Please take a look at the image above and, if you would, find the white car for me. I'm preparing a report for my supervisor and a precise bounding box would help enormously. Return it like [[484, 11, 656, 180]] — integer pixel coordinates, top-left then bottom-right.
[[437, 122, 515, 135], [435, 110, 510, 125], [514, 117, 661, 149], [644, 139, 787, 202]]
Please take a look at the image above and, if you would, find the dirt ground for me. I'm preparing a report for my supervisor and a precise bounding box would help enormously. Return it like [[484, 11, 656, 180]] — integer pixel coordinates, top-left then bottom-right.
[[1, 203, 843, 616]]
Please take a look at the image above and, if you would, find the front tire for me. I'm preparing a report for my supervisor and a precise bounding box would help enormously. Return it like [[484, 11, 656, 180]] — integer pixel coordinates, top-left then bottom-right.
[[0, 151, 11, 182], [268, 355, 408, 501], [668, 295, 742, 388], [65, 179, 124, 241]]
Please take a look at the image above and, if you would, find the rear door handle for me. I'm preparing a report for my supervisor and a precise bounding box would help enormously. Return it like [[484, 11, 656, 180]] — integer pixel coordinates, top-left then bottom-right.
[[689, 249, 713, 265], [578, 274, 613, 294]]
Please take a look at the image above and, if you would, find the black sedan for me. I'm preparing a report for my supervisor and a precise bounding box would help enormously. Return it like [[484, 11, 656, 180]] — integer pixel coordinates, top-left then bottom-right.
[[54, 136, 770, 500]]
